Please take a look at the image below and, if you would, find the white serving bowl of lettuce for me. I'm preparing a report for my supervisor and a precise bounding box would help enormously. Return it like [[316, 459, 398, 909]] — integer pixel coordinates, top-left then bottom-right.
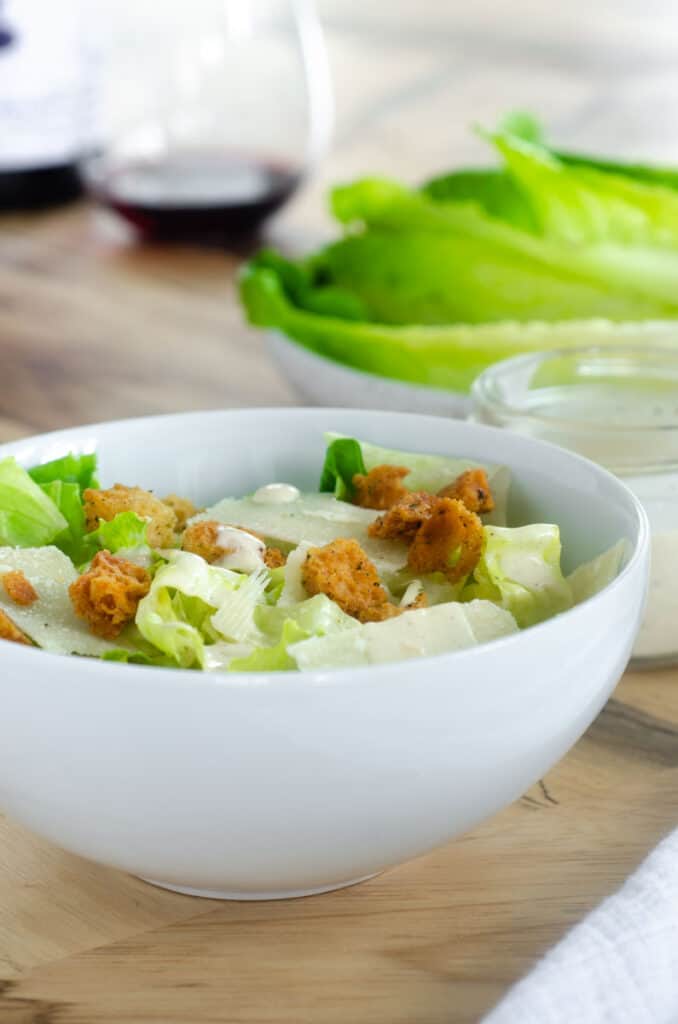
[[0, 408, 648, 900]]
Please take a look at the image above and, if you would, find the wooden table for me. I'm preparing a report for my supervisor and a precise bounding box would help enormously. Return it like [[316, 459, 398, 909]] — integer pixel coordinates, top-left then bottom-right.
[[2, 2, 678, 1020]]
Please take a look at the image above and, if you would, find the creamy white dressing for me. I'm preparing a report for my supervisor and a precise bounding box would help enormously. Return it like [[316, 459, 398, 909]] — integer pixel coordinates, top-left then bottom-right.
[[214, 526, 266, 574], [252, 483, 301, 505], [632, 530, 678, 660]]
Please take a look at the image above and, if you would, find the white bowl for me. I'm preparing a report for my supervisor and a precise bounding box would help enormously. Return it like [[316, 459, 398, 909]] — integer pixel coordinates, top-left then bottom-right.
[[267, 330, 471, 417], [0, 408, 648, 900]]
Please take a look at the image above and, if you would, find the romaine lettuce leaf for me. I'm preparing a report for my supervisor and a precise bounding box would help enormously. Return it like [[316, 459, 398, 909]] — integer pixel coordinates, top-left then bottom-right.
[[490, 129, 678, 250], [325, 181, 678, 315], [0, 457, 68, 548], [242, 264, 678, 395], [465, 524, 573, 628], [422, 167, 537, 230]]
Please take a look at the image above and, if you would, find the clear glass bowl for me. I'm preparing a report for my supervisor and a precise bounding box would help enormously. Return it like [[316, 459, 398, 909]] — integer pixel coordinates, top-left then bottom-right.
[[471, 345, 678, 668]]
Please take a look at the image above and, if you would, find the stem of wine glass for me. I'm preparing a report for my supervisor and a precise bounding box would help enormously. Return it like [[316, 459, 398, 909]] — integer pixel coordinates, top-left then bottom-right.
[[294, 0, 334, 172]]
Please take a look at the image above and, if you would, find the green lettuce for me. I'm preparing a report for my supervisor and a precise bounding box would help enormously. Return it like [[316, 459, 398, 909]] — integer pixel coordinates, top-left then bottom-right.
[[490, 129, 678, 250], [90, 511, 149, 555], [0, 457, 68, 547], [135, 551, 240, 668], [319, 437, 367, 499], [28, 452, 98, 492], [229, 620, 309, 672], [256, 592, 358, 641], [465, 524, 573, 628], [241, 261, 678, 396], [38, 479, 92, 563]]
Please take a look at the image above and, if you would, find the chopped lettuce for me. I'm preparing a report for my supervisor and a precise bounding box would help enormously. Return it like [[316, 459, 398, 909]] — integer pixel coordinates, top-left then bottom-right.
[[92, 511, 149, 554], [319, 437, 367, 500], [135, 551, 240, 668], [229, 620, 310, 672], [28, 452, 98, 492], [38, 478, 92, 564], [0, 457, 68, 548], [465, 524, 573, 628], [256, 592, 358, 641], [289, 599, 518, 670]]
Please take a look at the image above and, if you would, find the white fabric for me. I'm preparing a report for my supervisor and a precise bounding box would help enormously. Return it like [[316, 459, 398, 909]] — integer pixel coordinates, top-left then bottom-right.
[[482, 828, 678, 1024]]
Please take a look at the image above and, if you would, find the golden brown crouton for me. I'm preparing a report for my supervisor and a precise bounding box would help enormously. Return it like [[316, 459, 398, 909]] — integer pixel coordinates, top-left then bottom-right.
[[69, 550, 151, 639], [182, 520, 223, 563], [0, 609, 32, 645], [352, 465, 410, 510], [182, 520, 286, 570], [263, 546, 287, 569], [368, 491, 440, 542], [301, 538, 398, 623], [2, 570, 38, 606], [438, 468, 494, 515], [162, 494, 199, 530], [407, 498, 483, 583], [83, 484, 177, 549]]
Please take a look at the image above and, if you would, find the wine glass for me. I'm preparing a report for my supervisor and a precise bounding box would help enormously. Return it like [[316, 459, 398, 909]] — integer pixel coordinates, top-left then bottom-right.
[[83, 0, 333, 244]]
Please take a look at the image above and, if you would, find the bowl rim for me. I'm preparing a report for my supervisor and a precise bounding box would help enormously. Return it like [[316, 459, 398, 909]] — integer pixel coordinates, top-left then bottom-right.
[[0, 406, 650, 690]]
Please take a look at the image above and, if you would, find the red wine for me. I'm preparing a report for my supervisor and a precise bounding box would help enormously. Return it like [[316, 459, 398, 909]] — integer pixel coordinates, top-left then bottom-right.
[[94, 152, 302, 244]]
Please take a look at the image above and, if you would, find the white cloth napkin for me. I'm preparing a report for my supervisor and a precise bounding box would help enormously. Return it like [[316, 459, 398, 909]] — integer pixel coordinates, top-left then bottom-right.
[[482, 828, 678, 1024]]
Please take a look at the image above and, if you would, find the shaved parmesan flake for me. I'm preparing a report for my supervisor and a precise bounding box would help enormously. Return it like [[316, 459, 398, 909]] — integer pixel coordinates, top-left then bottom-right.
[[0, 547, 128, 656]]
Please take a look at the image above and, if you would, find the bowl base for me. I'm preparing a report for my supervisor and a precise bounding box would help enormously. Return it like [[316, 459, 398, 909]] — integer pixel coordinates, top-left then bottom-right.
[[138, 872, 379, 901]]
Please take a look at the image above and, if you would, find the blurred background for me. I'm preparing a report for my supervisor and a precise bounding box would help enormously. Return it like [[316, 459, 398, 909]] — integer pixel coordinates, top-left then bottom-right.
[[2, 0, 678, 435]]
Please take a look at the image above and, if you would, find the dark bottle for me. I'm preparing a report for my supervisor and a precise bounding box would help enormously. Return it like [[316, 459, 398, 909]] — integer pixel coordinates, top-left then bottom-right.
[[0, 1, 95, 211]]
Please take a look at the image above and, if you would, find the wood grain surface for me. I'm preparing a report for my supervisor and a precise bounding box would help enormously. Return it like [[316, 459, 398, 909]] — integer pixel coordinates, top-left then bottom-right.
[[2, 2, 678, 1021]]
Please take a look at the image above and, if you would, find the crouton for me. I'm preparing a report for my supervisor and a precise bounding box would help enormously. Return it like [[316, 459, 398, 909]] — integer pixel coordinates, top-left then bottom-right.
[[182, 520, 285, 570], [263, 546, 287, 569], [182, 520, 223, 563], [368, 491, 440, 542], [0, 609, 32, 645], [438, 468, 494, 514], [407, 498, 483, 582], [301, 537, 398, 623], [162, 494, 199, 530], [2, 570, 38, 606], [69, 550, 151, 639], [352, 464, 410, 510], [83, 484, 177, 548]]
